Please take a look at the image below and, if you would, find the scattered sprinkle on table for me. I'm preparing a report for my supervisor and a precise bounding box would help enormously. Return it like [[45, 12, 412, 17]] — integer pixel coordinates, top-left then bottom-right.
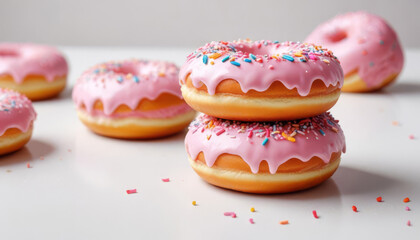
[[376, 197, 383, 202], [409, 135, 415, 140], [249, 218, 255, 224], [352, 205, 358, 212], [392, 121, 400, 126], [279, 220, 289, 225], [224, 212, 236, 218], [126, 189, 137, 194], [192, 201, 197, 206], [405, 206, 411, 211], [161, 178, 170, 182], [312, 210, 319, 219], [250, 207, 255, 212], [26, 163, 31, 168], [407, 220, 412, 227], [403, 197, 410, 203]]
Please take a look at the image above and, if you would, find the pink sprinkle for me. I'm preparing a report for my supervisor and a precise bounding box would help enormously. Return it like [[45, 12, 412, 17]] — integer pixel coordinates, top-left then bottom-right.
[[224, 212, 236, 218], [406, 206, 411, 211], [409, 135, 415, 140], [312, 210, 319, 219], [265, 128, 270, 138], [268, 65, 274, 70], [249, 218, 255, 224], [216, 129, 225, 136], [309, 54, 318, 60], [126, 189, 137, 194], [407, 220, 411, 227], [162, 178, 170, 182], [26, 163, 31, 168]]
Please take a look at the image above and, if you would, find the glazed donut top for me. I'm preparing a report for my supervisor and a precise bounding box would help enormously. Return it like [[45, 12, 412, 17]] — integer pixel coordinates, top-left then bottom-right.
[[72, 59, 183, 115], [179, 40, 344, 96], [0, 88, 36, 136], [185, 113, 346, 174], [305, 11, 404, 87], [0, 43, 68, 83]]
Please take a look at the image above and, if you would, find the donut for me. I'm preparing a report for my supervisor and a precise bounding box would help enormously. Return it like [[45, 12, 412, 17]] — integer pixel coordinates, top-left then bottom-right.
[[0, 88, 36, 155], [179, 40, 343, 121], [185, 113, 345, 193], [305, 11, 404, 92], [0, 43, 68, 100], [72, 60, 196, 139]]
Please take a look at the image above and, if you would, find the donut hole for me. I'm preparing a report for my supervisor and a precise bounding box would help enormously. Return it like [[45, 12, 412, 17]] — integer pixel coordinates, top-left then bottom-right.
[[0, 49, 19, 57], [327, 29, 347, 42]]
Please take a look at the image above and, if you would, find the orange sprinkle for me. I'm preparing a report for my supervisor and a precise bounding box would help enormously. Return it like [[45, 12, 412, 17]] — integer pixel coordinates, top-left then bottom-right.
[[294, 51, 302, 57], [322, 59, 330, 64], [279, 220, 289, 225], [362, 50, 368, 55], [210, 61, 214, 65], [403, 197, 410, 203], [158, 72, 166, 77], [209, 53, 221, 59], [207, 135, 212, 140], [287, 137, 296, 143], [352, 205, 358, 212], [376, 197, 383, 202], [392, 121, 399, 126], [26, 163, 31, 168]]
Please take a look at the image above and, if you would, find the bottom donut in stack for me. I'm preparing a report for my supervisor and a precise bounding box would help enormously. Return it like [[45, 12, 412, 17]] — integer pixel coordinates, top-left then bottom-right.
[[185, 113, 345, 194]]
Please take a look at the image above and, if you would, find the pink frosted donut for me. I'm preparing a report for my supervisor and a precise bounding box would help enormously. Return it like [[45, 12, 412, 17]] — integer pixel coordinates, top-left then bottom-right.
[[0, 43, 68, 100], [0, 88, 36, 155], [72, 59, 195, 139], [185, 113, 346, 193], [306, 11, 404, 92], [179, 40, 344, 121]]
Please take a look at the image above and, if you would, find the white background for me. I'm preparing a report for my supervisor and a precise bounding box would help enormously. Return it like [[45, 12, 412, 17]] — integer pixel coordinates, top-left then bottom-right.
[[0, 0, 419, 47]]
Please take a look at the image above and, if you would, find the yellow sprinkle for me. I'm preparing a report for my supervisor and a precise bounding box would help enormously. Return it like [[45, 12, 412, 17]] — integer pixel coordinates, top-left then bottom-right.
[[281, 132, 288, 138], [271, 55, 279, 60], [192, 201, 197, 206], [323, 59, 330, 64], [272, 131, 280, 134], [158, 72, 166, 77], [230, 57, 236, 61], [287, 137, 296, 142], [209, 53, 221, 59], [207, 135, 212, 140], [126, 73, 133, 78], [210, 61, 214, 65], [250, 207, 255, 212], [294, 51, 302, 57]]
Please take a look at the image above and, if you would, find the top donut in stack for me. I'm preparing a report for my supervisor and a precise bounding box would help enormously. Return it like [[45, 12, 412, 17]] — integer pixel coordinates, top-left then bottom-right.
[[179, 40, 344, 121]]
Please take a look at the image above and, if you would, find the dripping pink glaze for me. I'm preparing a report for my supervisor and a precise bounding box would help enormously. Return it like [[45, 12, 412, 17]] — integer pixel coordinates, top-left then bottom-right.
[[305, 11, 404, 88], [179, 40, 344, 96], [73, 60, 190, 116], [86, 103, 191, 119], [185, 113, 346, 174], [0, 43, 68, 83], [0, 88, 36, 136]]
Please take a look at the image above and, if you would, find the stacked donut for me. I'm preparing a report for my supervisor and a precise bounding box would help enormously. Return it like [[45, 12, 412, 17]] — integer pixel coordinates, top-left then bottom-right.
[[180, 40, 346, 193]]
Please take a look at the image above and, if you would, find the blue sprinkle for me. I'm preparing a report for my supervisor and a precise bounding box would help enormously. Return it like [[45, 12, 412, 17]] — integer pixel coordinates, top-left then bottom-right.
[[133, 76, 139, 83], [369, 62, 374, 67], [244, 58, 252, 63], [230, 61, 240, 67], [282, 55, 295, 62], [117, 76, 123, 83], [319, 129, 326, 136], [250, 54, 257, 60], [203, 55, 208, 64], [196, 53, 202, 58], [327, 120, 335, 126], [273, 125, 276, 131], [262, 137, 269, 146], [299, 58, 307, 62], [380, 40, 385, 45], [222, 56, 230, 62], [273, 40, 279, 44], [93, 69, 100, 74]]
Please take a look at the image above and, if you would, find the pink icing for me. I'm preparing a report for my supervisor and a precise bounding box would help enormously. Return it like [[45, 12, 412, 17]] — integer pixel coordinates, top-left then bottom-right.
[[73, 60, 190, 115], [185, 113, 345, 174], [179, 40, 344, 96], [86, 103, 192, 119], [0, 88, 36, 136], [0, 43, 68, 83], [305, 11, 404, 88]]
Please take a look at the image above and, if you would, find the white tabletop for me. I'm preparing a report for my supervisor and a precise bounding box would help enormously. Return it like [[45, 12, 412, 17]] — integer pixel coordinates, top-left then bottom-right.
[[0, 47, 419, 240]]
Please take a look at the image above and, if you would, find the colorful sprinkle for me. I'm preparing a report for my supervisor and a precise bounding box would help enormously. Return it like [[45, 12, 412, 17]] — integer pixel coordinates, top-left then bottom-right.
[[409, 135, 415, 140], [352, 205, 358, 212], [126, 189, 137, 194], [282, 55, 294, 62], [376, 197, 383, 202], [244, 58, 252, 63], [250, 207, 255, 212], [404, 197, 410, 203], [250, 54, 257, 60], [249, 218, 255, 224], [192, 201, 197, 206], [319, 129, 326, 136], [230, 61, 241, 67], [161, 178, 170, 182], [203, 55, 208, 64], [312, 210, 319, 219], [405, 206, 411, 211], [279, 220, 289, 225], [26, 163, 31, 168], [133, 76, 139, 83], [215, 129, 226, 136], [262, 137, 269, 146], [116, 76, 123, 83], [222, 56, 230, 62], [224, 212, 237, 218], [407, 220, 412, 227]]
